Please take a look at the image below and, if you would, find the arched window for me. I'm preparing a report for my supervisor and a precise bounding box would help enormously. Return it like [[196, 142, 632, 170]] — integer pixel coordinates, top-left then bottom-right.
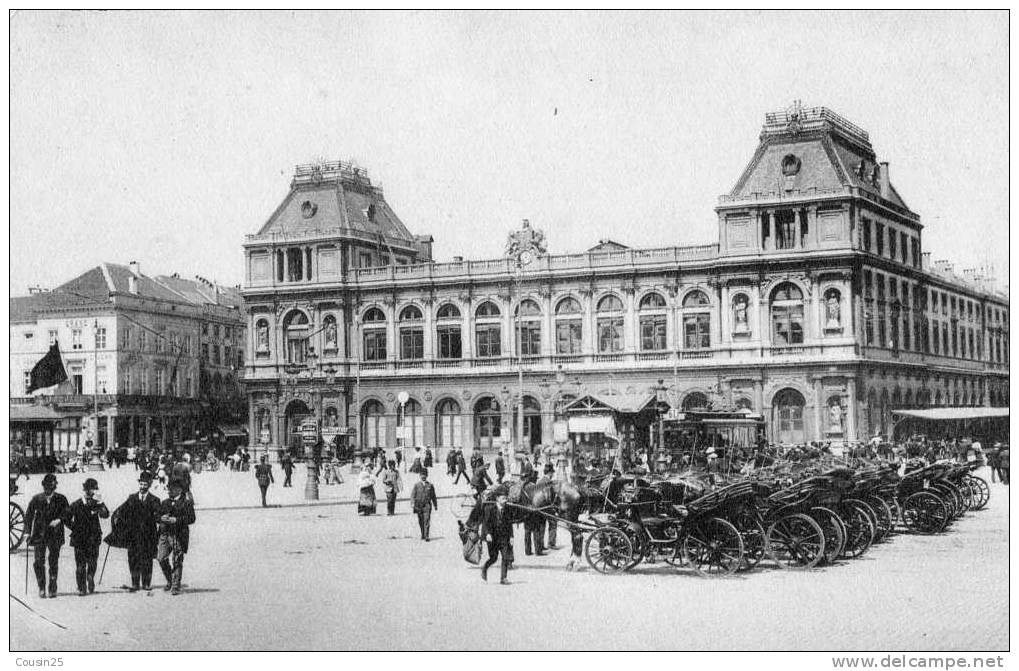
[[436, 304, 462, 360], [436, 303, 461, 320], [362, 307, 387, 361], [474, 396, 502, 450], [283, 310, 310, 364], [475, 302, 501, 358], [515, 299, 542, 356], [399, 305, 424, 360], [639, 292, 667, 351], [322, 315, 338, 352], [361, 400, 387, 450], [597, 294, 624, 353], [774, 388, 806, 443], [771, 283, 805, 345], [682, 392, 708, 411], [255, 318, 270, 355], [398, 398, 424, 446], [555, 296, 583, 354], [436, 398, 462, 448], [682, 290, 711, 350]]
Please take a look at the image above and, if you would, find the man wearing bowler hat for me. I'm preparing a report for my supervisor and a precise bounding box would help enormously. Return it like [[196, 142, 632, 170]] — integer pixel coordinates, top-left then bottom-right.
[[25, 473, 69, 598], [157, 478, 196, 595], [113, 471, 161, 591], [62, 478, 110, 595]]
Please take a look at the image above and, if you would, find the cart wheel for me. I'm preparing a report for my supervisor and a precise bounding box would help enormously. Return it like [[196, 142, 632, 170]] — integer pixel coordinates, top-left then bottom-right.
[[10, 502, 25, 553], [584, 526, 634, 574], [810, 506, 845, 564], [927, 484, 959, 520], [963, 476, 990, 510], [863, 495, 894, 542], [451, 493, 477, 520], [839, 501, 875, 559], [682, 517, 744, 577], [901, 492, 948, 534], [765, 513, 825, 570]]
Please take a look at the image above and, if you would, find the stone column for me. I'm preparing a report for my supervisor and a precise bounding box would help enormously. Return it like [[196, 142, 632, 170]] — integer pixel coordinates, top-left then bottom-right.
[[503, 299, 514, 358], [759, 294, 772, 348], [846, 377, 858, 441], [719, 285, 731, 346], [666, 293, 679, 351], [387, 313, 397, 362], [753, 379, 764, 414], [542, 293, 554, 357], [248, 399, 258, 448], [583, 294, 595, 356], [711, 283, 723, 348], [282, 249, 289, 283], [423, 302, 435, 361], [794, 210, 804, 249], [813, 378, 824, 442], [623, 291, 637, 353]]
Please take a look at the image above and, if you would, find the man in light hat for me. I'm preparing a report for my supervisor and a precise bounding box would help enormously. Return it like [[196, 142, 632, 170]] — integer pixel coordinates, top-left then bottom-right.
[[157, 478, 196, 594], [113, 471, 161, 591], [25, 473, 69, 598], [62, 477, 109, 595]]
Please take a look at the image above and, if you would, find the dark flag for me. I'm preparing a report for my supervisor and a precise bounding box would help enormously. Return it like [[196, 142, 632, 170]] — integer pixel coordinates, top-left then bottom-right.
[[27, 342, 68, 393]]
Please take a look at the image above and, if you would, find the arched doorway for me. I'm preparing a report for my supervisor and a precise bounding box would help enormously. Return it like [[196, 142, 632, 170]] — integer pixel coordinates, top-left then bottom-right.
[[361, 400, 387, 450], [473, 397, 502, 453], [773, 388, 806, 444], [513, 396, 542, 450], [284, 399, 312, 455], [435, 398, 462, 451]]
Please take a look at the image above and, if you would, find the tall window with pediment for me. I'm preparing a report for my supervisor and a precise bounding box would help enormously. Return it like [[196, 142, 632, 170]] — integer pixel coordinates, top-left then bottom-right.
[[474, 302, 502, 358], [555, 297, 583, 354], [436, 303, 462, 359], [399, 305, 424, 360], [770, 283, 805, 345], [639, 292, 667, 350], [515, 299, 542, 356], [362, 308, 387, 361], [597, 295, 624, 352], [682, 290, 711, 349]]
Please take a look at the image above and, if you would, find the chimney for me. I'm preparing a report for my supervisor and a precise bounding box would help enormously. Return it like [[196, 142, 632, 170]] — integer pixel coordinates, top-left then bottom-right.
[[129, 260, 140, 276], [922, 252, 932, 270], [879, 162, 890, 198], [128, 276, 139, 294]]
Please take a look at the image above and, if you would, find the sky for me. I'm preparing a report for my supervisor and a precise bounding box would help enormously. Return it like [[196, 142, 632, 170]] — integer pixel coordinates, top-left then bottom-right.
[[9, 10, 1009, 293]]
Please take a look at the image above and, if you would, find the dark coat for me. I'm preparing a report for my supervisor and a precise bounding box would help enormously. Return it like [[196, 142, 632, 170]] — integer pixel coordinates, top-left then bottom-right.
[[111, 492, 161, 556], [410, 480, 437, 512], [494, 455, 506, 475], [470, 465, 492, 488], [157, 495, 197, 553], [25, 492, 69, 547], [63, 497, 110, 548], [480, 503, 514, 542]]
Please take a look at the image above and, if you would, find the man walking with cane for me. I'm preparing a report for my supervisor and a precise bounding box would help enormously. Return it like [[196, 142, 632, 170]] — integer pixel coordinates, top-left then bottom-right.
[[157, 478, 196, 595], [62, 478, 109, 596]]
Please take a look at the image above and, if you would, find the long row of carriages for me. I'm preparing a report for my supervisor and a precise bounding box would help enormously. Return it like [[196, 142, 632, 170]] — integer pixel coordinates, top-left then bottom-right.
[[565, 459, 988, 576]]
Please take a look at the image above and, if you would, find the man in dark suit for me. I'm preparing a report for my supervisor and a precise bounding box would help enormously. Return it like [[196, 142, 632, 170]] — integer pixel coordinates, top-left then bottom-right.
[[470, 462, 493, 500], [62, 478, 110, 596], [480, 491, 514, 584], [157, 478, 197, 594], [453, 450, 469, 484], [410, 468, 438, 541], [25, 473, 69, 598], [494, 452, 506, 484], [281, 452, 294, 487], [113, 471, 161, 591]]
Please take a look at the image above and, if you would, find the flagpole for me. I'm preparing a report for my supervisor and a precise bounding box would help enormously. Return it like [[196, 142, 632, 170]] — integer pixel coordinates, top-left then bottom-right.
[[94, 319, 100, 457]]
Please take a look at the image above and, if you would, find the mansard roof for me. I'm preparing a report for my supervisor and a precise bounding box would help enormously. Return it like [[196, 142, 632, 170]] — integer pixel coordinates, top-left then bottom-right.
[[253, 161, 415, 244]]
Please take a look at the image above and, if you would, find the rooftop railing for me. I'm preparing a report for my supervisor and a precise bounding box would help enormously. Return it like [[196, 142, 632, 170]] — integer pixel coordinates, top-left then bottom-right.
[[763, 106, 870, 145]]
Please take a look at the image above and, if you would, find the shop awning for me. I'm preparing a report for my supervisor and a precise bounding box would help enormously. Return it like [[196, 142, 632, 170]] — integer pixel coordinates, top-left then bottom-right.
[[216, 424, 249, 437], [9, 404, 64, 422], [892, 408, 1009, 421], [568, 415, 618, 437]]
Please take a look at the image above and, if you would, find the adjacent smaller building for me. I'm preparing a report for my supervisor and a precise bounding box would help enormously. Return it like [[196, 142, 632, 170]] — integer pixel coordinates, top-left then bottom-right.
[[9, 262, 246, 461]]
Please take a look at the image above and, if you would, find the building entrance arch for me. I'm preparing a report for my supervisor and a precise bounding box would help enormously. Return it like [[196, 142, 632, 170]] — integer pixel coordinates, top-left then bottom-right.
[[284, 399, 313, 454], [772, 388, 806, 444]]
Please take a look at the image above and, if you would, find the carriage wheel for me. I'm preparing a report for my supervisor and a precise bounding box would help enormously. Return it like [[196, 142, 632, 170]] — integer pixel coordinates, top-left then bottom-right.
[[810, 506, 845, 565], [765, 513, 825, 570], [584, 526, 634, 574], [963, 476, 990, 510], [839, 501, 875, 559], [863, 495, 894, 542], [928, 484, 960, 520], [884, 496, 902, 533], [9, 502, 26, 553], [901, 492, 948, 534], [451, 493, 477, 520], [681, 517, 744, 577]]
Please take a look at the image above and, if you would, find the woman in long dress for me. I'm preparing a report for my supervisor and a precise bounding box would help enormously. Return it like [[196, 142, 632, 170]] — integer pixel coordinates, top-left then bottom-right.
[[357, 467, 377, 515]]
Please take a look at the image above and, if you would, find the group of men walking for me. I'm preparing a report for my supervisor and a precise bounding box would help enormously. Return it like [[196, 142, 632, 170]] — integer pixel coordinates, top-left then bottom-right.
[[24, 471, 195, 598]]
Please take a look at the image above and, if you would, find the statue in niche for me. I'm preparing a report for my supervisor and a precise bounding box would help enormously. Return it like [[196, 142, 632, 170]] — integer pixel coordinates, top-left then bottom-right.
[[828, 399, 844, 432], [825, 291, 842, 328], [733, 294, 749, 332], [324, 319, 338, 350], [256, 322, 270, 352]]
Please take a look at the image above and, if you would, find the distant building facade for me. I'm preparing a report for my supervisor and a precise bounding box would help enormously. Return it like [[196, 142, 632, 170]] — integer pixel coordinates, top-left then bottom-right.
[[241, 107, 1009, 459], [10, 262, 246, 459]]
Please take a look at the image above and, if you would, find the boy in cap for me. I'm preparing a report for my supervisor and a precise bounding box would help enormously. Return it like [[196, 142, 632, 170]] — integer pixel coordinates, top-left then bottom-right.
[[62, 478, 110, 595], [25, 473, 69, 598], [113, 471, 161, 591], [157, 478, 196, 594]]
